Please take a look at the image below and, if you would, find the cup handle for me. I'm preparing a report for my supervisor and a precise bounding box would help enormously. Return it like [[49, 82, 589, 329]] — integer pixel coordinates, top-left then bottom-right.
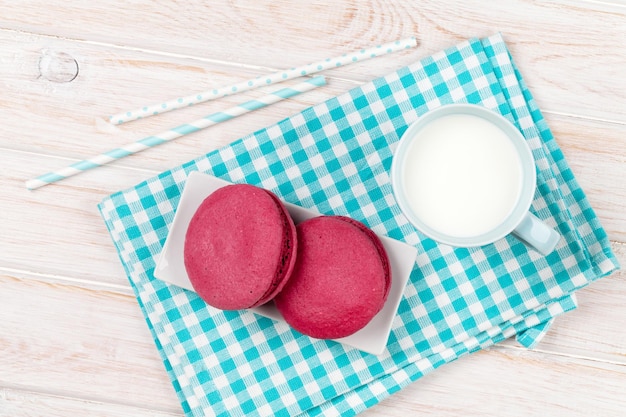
[[512, 212, 560, 256]]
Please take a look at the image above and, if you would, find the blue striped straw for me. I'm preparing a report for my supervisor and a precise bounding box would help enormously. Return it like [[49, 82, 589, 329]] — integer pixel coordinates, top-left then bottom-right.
[[26, 76, 326, 190], [110, 37, 417, 125]]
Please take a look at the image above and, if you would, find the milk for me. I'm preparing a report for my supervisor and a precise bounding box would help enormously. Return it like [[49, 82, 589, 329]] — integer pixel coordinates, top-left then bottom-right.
[[401, 113, 523, 238]]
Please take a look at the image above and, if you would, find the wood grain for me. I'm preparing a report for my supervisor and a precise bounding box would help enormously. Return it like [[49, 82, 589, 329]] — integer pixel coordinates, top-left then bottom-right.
[[1, 1, 624, 120], [0, 274, 181, 412], [1, 0, 625, 416], [0, 388, 182, 417], [0, 29, 351, 165]]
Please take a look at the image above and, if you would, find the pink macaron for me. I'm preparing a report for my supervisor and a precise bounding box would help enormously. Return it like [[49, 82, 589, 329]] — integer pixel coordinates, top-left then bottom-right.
[[184, 184, 297, 310], [274, 216, 391, 339]]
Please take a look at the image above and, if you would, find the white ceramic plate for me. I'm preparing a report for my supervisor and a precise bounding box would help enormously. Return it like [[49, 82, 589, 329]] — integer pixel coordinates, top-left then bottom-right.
[[154, 171, 418, 355]]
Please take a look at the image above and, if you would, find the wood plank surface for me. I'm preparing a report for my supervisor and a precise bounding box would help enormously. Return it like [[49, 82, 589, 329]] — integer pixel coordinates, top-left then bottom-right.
[[1, 1, 624, 121], [0, 388, 182, 417], [1, 0, 625, 416]]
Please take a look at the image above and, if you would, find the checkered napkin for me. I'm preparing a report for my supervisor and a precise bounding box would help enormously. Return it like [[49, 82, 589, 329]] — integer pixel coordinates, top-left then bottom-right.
[[99, 33, 619, 417]]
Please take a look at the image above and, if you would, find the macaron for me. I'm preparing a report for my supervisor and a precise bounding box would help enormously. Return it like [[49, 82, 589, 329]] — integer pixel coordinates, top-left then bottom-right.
[[184, 184, 297, 310], [274, 216, 391, 339]]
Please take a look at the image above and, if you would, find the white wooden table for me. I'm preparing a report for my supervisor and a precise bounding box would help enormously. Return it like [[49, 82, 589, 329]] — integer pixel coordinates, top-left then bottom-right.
[[1, 1, 625, 416]]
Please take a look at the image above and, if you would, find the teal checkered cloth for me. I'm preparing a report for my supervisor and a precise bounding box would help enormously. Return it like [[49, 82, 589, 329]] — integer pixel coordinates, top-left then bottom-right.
[[99, 33, 619, 417]]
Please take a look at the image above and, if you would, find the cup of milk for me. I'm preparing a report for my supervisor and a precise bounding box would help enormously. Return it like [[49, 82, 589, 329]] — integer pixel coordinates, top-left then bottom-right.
[[391, 104, 560, 255]]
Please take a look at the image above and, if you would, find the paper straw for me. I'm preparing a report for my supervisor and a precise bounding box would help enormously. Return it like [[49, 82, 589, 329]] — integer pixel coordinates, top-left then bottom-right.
[[110, 37, 417, 125], [26, 76, 326, 190]]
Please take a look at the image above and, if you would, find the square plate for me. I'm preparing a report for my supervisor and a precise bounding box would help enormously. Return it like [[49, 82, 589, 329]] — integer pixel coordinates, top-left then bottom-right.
[[154, 171, 418, 355]]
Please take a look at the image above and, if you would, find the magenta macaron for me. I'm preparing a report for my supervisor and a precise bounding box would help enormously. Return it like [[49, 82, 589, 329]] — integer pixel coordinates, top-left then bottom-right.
[[274, 216, 391, 339], [184, 184, 297, 310]]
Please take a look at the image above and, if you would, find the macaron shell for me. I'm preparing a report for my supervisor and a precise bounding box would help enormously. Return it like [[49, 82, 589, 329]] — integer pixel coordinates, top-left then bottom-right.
[[274, 216, 388, 339], [332, 216, 392, 302], [184, 184, 296, 310]]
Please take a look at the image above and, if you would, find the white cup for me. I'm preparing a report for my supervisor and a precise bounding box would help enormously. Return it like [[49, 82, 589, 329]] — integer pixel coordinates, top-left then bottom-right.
[[391, 104, 560, 255]]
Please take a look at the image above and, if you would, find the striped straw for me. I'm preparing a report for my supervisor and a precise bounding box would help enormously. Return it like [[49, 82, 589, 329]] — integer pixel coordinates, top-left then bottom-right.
[[110, 37, 417, 125], [26, 76, 326, 190]]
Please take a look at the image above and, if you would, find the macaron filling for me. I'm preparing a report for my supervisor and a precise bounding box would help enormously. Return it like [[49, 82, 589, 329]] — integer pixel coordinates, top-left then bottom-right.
[[251, 190, 298, 306]]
